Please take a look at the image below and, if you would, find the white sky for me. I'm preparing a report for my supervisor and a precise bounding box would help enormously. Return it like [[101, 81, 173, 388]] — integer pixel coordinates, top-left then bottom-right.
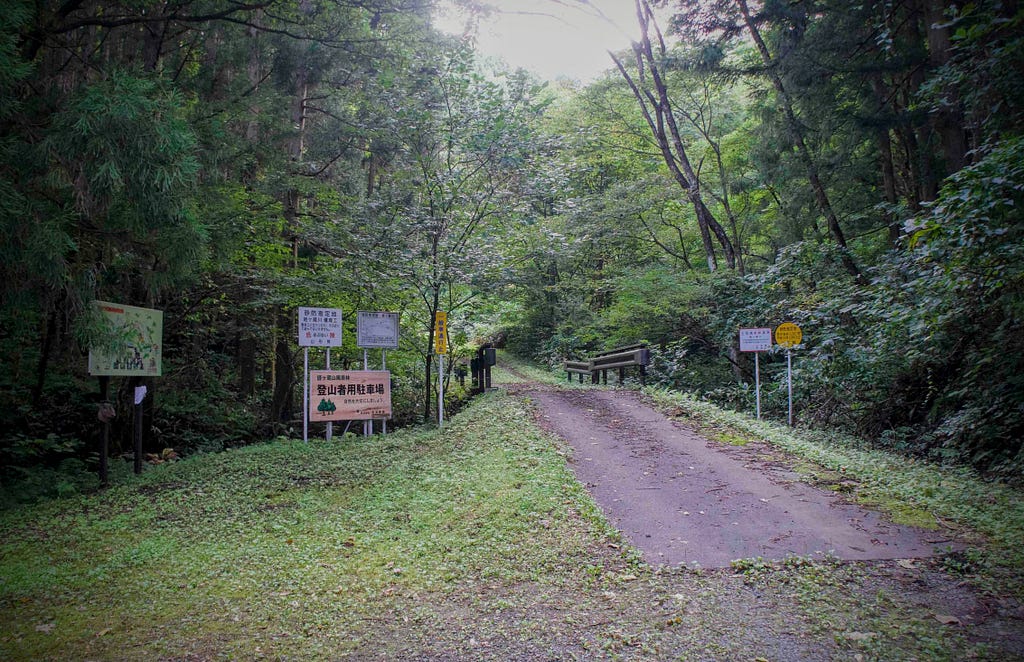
[[433, 1, 645, 82]]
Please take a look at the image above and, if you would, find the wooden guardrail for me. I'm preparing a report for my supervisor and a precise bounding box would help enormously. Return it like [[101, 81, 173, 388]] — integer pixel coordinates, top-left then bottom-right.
[[564, 344, 651, 385]]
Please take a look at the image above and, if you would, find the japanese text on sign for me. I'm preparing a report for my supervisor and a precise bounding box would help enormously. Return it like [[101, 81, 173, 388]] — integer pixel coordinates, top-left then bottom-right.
[[298, 307, 342, 347], [310, 371, 391, 421], [739, 328, 772, 353], [356, 311, 400, 349], [774, 322, 803, 348], [434, 311, 448, 355]]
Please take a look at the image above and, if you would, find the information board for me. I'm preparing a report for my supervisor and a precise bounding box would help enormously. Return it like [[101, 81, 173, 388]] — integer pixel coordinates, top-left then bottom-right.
[[774, 322, 803, 348], [298, 307, 342, 347], [739, 328, 772, 352], [88, 301, 163, 377], [309, 370, 391, 421], [356, 311, 400, 349]]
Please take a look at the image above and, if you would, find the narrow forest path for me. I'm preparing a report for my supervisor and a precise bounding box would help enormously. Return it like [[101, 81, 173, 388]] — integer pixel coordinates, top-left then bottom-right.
[[504, 375, 953, 568]]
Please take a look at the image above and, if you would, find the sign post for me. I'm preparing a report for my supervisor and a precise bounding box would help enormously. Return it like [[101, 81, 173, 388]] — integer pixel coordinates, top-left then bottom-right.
[[739, 328, 772, 420], [434, 311, 448, 428], [774, 322, 803, 426], [88, 301, 163, 477], [298, 307, 343, 442], [357, 312, 400, 437]]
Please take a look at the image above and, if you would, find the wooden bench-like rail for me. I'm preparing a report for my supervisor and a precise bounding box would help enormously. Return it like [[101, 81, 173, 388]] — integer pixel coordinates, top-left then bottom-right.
[[564, 345, 651, 385]]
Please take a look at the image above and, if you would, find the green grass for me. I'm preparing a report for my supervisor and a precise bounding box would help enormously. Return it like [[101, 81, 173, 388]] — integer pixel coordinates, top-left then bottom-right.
[[0, 391, 619, 660], [2, 373, 1022, 660]]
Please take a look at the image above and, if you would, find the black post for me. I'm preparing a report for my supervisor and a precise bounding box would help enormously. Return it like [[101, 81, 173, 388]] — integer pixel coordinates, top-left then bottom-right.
[[98, 376, 110, 487], [133, 380, 143, 475]]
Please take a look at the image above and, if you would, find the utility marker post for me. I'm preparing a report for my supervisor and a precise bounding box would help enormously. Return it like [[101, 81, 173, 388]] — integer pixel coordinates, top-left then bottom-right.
[[739, 328, 772, 420], [774, 322, 803, 427], [434, 311, 448, 429]]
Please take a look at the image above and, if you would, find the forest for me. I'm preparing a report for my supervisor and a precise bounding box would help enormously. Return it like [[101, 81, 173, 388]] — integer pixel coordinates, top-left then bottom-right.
[[1, 0, 1021, 504]]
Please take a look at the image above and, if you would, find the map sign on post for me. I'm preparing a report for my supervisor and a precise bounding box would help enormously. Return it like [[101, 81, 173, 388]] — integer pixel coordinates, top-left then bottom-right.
[[774, 322, 803, 348], [739, 328, 772, 353], [88, 301, 163, 377], [298, 307, 342, 347], [433, 311, 448, 355], [356, 311, 400, 349], [309, 371, 391, 421]]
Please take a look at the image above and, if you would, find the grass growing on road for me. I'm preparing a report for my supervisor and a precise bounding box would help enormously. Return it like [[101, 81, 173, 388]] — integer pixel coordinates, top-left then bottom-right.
[[645, 387, 1024, 593]]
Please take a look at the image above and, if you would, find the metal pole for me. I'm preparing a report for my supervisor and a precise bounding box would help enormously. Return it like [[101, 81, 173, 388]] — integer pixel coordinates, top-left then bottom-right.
[[303, 347, 309, 442], [787, 349, 793, 426], [98, 376, 110, 487], [382, 350, 387, 435], [364, 349, 370, 437], [133, 383, 143, 475], [326, 348, 332, 441], [438, 355, 445, 429], [755, 352, 761, 420]]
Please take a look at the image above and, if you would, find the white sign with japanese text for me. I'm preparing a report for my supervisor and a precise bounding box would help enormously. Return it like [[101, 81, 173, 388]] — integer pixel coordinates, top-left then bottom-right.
[[356, 311, 400, 349], [298, 307, 342, 347], [739, 328, 772, 353]]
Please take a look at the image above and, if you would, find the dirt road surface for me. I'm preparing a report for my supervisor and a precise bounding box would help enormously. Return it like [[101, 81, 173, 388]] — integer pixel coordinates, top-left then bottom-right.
[[518, 386, 952, 568]]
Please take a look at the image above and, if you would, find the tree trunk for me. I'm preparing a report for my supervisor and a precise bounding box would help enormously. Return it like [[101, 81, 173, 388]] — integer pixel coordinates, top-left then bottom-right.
[[610, 0, 737, 272], [736, 0, 862, 281]]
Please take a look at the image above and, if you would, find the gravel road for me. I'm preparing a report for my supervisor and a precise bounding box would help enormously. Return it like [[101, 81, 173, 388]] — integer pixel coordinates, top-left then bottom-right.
[[520, 386, 952, 568]]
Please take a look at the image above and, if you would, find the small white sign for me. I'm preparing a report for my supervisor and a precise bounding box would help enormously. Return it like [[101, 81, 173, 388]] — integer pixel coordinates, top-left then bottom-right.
[[739, 328, 772, 352], [356, 311, 400, 349], [298, 307, 343, 347]]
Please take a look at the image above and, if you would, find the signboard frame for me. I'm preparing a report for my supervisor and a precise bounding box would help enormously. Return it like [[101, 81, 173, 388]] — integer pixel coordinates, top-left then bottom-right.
[[309, 370, 392, 422], [356, 311, 400, 349], [88, 301, 163, 377], [298, 307, 343, 348]]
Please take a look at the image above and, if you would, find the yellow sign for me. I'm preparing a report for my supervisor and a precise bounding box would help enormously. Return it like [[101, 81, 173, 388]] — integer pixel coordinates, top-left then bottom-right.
[[774, 322, 803, 348], [434, 311, 448, 355]]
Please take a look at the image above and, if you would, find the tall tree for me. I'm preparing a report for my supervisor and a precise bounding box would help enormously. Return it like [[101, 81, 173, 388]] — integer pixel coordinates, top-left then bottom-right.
[[610, 0, 736, 272]]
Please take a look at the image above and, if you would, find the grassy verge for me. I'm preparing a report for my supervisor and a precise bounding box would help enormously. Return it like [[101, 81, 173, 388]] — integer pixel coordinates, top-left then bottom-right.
[[0, 391, 624, 660]]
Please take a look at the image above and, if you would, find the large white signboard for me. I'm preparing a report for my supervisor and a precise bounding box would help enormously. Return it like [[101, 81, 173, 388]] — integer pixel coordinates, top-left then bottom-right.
[[356, 311, 400, 349], [298, 307, 342, 347]]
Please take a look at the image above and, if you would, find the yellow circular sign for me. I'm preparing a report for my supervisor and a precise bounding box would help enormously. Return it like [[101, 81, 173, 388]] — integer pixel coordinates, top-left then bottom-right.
[[774, 322, 803, 348]]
